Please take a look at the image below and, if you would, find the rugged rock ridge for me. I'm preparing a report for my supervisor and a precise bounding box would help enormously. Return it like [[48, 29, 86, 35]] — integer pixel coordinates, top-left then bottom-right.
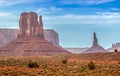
[[0, 12, 69, 56], [82, 32, 106, 53]]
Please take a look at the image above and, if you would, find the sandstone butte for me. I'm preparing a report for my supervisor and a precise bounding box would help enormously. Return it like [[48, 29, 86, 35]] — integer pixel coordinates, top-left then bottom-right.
[[0, 12, 70, 57]]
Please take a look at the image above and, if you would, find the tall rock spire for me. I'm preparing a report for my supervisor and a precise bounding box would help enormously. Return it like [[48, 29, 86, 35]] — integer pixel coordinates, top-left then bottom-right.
[[82, 32, 106, 53], [93, 32, 98, 46], [38, 16, 44, 38]]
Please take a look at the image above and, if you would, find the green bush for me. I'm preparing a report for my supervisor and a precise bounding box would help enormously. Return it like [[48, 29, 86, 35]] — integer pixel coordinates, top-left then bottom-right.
[[87, 61, 95, 70], [28, 62, 39, 68], [62, 59, 68, 64]]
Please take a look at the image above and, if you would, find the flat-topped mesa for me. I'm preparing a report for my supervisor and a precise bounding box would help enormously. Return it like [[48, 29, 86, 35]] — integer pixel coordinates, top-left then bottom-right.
[[18, 12, 44, 38]]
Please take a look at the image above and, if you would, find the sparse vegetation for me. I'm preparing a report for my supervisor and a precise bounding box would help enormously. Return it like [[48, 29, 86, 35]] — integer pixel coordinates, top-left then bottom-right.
[[62, 59, 68, 64], [0, 55, 119, 76], [114, 49, 118, 52], [88, 61, 95, 70], [28, 61, 39, 68]]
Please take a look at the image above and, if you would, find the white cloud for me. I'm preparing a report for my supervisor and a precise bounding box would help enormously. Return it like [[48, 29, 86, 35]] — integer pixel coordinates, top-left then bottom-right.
[[0, 11, 120, 29], [36, 6, 62, 14], [43, 12, 120, 27], [0, 0, 34, 6], [96, 12, 120, 16], [111, 8, 120, 11], [86, 0, 114, 4], [0, 12, 18, 28], [59, 0, 114, 5], [0, 12, 14, 17]]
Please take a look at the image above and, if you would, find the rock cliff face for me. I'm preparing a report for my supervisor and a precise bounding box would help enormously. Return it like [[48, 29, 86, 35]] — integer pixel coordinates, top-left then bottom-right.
[[0, 29, 59, 48], [82, 32, 106, 53], [0, 29, 18, 47], [44, 29, 59, 46], [0, 12, 69, 57], [18, 12, 44, 38]]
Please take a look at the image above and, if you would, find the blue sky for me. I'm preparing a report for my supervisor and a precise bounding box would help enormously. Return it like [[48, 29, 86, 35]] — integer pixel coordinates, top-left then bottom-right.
[[0, 0, 120, 49]]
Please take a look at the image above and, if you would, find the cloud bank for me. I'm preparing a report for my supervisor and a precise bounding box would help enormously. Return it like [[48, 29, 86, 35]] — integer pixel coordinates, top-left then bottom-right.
[[0, 0, 115, 7], [43, 12, 120, 28], [59, 0, 114, 5], [0, 0, 35, 6]]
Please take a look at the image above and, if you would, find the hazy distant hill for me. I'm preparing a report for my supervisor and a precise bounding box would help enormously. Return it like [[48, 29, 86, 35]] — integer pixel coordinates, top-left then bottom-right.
[[65, 47, 89, 54], [107, 43, 120, 52]]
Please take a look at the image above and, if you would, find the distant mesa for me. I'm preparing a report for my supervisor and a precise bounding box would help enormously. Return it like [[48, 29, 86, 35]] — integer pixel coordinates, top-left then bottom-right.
[[0, 12, 69, 56], [82, 32, 106, 53], [107, 43, 120, 52], [65, 47, 89, 54], [0, 29, 59, 48]]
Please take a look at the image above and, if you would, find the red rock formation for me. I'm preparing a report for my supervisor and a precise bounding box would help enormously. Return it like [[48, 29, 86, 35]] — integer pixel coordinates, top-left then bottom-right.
[[82, 32, 106, 53], [18, 12, 44, 38], [93, 32, 98, 46], [0, 12, 69, 57], [0, 29, 60, 48], [107, 43, 120, 52]]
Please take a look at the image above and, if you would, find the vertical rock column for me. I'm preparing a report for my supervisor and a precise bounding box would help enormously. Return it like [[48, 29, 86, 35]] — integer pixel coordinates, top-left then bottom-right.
[[38, 16, 44, 38], [27, 12, 39, 37], [18, 13, 28, 38], [93, 32, 98, 46]]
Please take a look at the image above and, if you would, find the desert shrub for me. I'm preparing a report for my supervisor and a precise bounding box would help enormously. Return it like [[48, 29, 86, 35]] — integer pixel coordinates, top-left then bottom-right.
[[87, 61, 95, 70], [28, 62, 39, 68], [114, 49, 118, 52], [62, 59, 68, 64], [118, 61, 120, 64]]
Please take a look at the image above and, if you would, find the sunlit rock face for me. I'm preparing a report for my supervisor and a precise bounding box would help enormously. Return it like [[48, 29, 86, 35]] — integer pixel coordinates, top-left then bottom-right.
[[0, 12, 69, 57], [18, 12, 44, 38], [82, 32, 106, 53]]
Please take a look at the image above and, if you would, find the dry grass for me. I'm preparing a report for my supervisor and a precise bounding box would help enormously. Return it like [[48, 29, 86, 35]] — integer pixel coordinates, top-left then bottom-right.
[[0, 52, 119, 76]]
